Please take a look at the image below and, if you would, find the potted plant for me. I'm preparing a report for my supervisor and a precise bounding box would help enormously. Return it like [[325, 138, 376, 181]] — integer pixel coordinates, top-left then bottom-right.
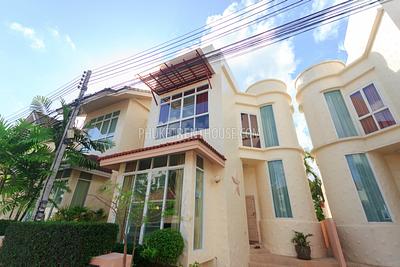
[[291, 231, 313, 260]]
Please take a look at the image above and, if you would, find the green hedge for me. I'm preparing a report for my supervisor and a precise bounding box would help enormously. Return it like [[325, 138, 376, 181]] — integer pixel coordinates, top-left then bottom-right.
[[0, 220, 13, 235], [0, 221, 118, 267]]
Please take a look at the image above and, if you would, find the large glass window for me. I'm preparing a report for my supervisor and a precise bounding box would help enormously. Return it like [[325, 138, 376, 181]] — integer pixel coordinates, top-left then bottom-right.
[[346, 153, 391, 222], [88, 111, 120, 141], [156, 85, 209, 139], [70, 172, 92, 207], [267, 160, 292, 218], [194, 156, 204, 249], [350, 84, 396, 134], [125, 154, 185, 244], [324, 90, 358, 138], [260, 105, 279, 147], [240, 113, 261, 148]]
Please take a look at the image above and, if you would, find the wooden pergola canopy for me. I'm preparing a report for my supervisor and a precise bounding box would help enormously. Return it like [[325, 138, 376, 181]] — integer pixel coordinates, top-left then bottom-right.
[[138, 49, 214, 97]]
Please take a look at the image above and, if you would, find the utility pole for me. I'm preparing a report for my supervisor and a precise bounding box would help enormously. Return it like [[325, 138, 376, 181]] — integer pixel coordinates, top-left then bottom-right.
[[33, 70, 92, 221]]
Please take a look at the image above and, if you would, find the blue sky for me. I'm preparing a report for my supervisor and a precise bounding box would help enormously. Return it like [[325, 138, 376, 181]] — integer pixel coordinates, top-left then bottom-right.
[[0, 0, 349, 149]]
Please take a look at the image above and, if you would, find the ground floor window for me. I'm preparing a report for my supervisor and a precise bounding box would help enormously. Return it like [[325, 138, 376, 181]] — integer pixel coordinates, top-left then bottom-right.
[[346, 153, 391, 222], [193, 155, 204, 249], [45, 169, 71, 219], [70, 172, 92, 207], [267, 160, 292, 218], [124, 154, 185, 244]]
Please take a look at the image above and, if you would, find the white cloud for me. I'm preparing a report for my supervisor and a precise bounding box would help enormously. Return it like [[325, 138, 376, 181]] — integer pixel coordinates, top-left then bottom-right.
[[201, 0, 297, 89], [311, 0, 343, 43], [201, 0, 316, 150], [65, 34, 76, 50], [49, 26, 76, 50], [49, 27, 60, 38], [9, 22, 45, 49]]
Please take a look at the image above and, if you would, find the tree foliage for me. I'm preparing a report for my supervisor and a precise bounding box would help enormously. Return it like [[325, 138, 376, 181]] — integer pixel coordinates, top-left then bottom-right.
[[0, 118, 53, 221], [0, 96, 113, 221], [304, 152, 325, 221]]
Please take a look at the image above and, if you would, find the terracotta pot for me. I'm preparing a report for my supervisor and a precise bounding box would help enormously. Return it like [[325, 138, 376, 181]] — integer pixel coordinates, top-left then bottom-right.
[[295, 245, 311, 260]]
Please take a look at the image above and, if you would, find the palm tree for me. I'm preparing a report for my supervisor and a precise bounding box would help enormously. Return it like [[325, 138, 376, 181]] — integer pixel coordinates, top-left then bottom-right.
[[304, 152, 325, 221], [30, 95, 113, 169]]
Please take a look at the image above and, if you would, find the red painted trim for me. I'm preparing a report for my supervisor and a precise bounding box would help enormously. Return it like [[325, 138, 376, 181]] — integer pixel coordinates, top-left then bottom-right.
[[98, 135, 226, 162]]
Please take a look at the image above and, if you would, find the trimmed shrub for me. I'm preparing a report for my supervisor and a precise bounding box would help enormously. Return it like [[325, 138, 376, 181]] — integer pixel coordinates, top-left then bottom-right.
[[0, 221, 118, 267], [145, 229, 184, 265], [51, 206, 107, 222], [112, 243, 153, 267], [0, 219, 13, 235]]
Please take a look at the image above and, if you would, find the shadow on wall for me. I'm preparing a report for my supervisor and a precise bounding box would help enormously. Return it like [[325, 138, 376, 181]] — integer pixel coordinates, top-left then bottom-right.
[[384, 1, 400, 31], [369, 51, 400, 88]]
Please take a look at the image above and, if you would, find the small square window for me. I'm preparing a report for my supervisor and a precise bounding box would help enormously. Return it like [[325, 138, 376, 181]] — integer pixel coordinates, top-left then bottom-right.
[[169, 154, 185, 166], [169, 100, 182, 121], [161, 97, 170, 103], [182, 96, 195, 118], [156, 125, 167, 139], [195, 115, 209, 130], [360, 116, 378, 134], [196, 93, 208, 114], [138, 158, 152, 170], [184, 89, 195, 96], [125, 161, 137, 172], [172, 93, 182, 100], [374, 108, 396, 129], [197, 84, 209, 92], [181, 118, 194, 133], [159, 104, 170, 124], [153, 156, 168, 168], [168, 122, 180, 137]]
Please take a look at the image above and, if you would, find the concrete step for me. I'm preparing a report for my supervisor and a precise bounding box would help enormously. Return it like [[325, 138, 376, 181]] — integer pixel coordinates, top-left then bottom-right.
[[249, 250, 339, 267], [249, 262, 287, 267]]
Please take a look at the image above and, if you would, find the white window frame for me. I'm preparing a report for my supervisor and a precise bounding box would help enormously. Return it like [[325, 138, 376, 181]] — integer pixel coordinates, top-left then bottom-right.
[[193, 155, 205, 250], [89, 110, 120, 141], [156, 84, 209, 139], [348, 83, 397, 134], [123, 154, 185, 244], [240, 112, 261, 148]]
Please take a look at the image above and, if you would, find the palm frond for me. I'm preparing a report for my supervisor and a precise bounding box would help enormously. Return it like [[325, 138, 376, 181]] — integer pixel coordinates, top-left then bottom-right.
[[31, 96, 53, 115]]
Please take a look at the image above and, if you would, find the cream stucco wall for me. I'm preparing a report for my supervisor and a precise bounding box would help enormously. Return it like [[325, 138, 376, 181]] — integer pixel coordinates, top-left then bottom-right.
[[84, 97, 151, 156], [237, 79, 326, 259], [296, 7, 400, 267]]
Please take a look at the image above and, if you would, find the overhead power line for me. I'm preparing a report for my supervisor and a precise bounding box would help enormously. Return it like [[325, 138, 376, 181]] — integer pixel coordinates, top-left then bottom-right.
[[6, 0, 385, 123]]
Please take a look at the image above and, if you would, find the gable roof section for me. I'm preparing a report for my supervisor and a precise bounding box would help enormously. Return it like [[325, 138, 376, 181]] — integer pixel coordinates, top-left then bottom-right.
[[79, 86, 151, 114], [99, 135, 226, 167]]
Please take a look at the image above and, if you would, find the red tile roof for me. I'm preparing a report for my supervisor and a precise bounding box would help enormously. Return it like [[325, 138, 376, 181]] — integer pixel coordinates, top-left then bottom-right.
[[99, 135, 226, 161]]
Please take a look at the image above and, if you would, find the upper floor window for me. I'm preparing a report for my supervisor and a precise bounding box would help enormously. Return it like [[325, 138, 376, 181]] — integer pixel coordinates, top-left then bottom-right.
[[260, 105, 279, 147], [324, 90, 358, 138], [88, 111, 120, 141], [346, 153, 391, 222], [350, 84, 396, 134], [240, 113, 261, 148], [156, 84, 209, 139]]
